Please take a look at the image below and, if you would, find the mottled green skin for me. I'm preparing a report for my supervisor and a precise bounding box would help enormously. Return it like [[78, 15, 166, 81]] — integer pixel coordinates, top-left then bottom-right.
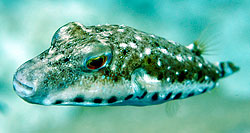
[[48, 22, 220, 82], [13, 22, 223, 106]]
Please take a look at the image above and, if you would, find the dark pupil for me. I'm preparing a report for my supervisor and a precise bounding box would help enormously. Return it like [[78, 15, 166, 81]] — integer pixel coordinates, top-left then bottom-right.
[[90, 57, 103, 67], [87, 56, 107, 70]]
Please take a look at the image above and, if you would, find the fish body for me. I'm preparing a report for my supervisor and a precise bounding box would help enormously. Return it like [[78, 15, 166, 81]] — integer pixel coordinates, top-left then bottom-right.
[[13, 22, 239, 106]]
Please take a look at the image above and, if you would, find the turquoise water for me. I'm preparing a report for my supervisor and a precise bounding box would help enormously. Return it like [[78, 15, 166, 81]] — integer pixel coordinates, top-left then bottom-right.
[[0, 0, 249, 133]]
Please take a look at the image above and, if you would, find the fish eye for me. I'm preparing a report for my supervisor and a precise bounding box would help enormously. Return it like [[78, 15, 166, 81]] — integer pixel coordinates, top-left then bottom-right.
[[84, 53, 111, 71], [86, 55, 107, 70]]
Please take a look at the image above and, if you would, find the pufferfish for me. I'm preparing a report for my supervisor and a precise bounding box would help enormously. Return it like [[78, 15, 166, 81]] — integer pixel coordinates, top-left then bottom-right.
[[13, 22, 239, 106]]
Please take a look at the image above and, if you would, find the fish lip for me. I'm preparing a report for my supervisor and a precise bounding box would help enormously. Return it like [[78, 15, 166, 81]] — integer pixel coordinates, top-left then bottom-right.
[[13, 75, 35, 97]]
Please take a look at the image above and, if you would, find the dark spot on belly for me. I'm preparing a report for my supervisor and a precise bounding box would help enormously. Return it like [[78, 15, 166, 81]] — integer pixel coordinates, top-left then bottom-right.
[[54, 100, 63, 104], [93, 98, 103, 103], [125, 94, 133, 100], [107, 96, 117, 103], [201, 88, 208, 93], [173, 92, 182, 99], [137, 91, 147, 99], [164, 92, 172, 100], [73, 96, 84, 103], [187, 92, 195, 97], [151, 93, 159, 101]]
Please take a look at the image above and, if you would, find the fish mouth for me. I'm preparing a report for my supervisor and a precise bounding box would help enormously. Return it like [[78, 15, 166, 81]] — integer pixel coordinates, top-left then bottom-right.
[[13, 75, 35, 97]]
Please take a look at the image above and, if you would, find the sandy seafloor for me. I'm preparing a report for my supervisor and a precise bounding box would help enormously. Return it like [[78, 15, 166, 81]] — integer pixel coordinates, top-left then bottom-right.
[[0, 0, 249, 133]]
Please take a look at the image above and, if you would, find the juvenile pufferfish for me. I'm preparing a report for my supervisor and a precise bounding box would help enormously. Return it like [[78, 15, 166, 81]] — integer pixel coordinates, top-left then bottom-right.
[[13, 22, 239, 106]]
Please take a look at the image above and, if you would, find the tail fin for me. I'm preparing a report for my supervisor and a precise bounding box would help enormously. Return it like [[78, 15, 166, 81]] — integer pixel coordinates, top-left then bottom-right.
[[216, 61, 240, 78]]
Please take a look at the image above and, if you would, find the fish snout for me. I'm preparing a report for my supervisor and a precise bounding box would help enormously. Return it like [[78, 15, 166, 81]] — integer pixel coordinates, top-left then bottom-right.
[[13, 58, 50, 105], [13, 72, 36, 98], [13, 60, 37, 98]]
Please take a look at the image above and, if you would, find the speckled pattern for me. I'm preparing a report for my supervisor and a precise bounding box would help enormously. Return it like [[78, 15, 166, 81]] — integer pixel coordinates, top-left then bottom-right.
[[13, 22, 239, 106]]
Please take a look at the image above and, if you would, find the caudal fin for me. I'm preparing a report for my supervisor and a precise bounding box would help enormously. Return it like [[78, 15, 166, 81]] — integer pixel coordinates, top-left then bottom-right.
[[216, 61, 240, 78]]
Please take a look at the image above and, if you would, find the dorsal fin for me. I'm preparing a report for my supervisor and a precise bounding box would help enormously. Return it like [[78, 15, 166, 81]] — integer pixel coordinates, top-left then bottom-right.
[[186, 24, 220, 56], [186, 42, 205, 56]]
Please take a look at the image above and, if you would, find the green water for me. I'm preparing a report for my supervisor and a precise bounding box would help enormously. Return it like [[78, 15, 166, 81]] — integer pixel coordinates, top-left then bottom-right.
[[0, 0, 249, 133]]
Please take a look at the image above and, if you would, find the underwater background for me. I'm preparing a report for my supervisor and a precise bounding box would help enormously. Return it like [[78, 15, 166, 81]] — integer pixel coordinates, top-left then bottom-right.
[[0, 0, 249, 133]]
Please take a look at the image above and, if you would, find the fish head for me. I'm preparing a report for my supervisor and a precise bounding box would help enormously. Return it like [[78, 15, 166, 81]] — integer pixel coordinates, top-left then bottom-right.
[[13, 22, 132, 105]]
